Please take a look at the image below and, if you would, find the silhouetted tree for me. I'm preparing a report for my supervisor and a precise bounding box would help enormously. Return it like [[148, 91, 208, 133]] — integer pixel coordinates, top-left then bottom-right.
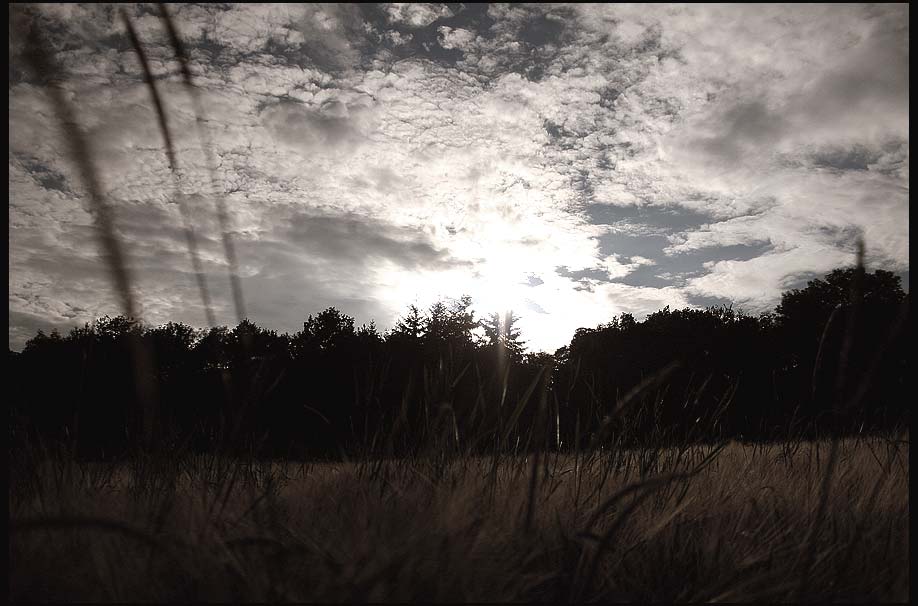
[[294, 308, 355, 354], [392, 305, 425, 341], [9, 268, 909, 460], [774, 267, 908, 431], [482, 311, 526, 363]]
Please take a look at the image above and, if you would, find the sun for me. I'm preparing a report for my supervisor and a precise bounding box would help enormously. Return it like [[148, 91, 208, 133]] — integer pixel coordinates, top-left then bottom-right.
[[474, 257, 531, 318], [381, 248, 532, 327]]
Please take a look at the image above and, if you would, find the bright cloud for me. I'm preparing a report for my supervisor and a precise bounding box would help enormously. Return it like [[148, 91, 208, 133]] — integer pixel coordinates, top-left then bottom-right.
[[8, 3, 909, 353]]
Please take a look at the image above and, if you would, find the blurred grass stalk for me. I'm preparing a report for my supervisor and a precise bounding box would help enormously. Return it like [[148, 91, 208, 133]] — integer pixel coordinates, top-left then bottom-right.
[[19, 5, 251, 451], [122, 9, 217, 329], [20, 15, 158, 450], [158, 1, 248, 325]]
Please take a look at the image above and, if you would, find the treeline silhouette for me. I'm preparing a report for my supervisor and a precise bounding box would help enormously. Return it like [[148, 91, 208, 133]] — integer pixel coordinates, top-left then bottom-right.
[[9, 267, 909, 460]]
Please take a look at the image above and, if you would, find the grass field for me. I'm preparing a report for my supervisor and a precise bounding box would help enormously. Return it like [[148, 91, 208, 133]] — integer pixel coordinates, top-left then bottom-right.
[[9, 8, 910, 603], [9, 434, 909, 603]]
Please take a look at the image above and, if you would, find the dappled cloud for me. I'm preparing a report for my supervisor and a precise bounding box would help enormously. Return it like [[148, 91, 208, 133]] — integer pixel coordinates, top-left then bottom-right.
[[8, 3, 909, 352]]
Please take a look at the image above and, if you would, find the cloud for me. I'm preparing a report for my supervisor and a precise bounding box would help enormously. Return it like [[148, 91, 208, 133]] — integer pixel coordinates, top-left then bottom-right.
[[601, 254, 656, 280], [285, 211, 462, 270], [684, 245, 852, 311], [384, 3, 452, 28], [437, 26, 476, 50], [8, 4, 909, 353], [261, 99, 371, 155]]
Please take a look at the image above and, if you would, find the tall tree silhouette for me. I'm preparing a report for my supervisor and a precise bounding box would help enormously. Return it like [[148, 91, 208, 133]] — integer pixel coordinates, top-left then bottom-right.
[[774, 267, 907, 429], [482, 311, 526, 363], [392, 305, 425, 341]]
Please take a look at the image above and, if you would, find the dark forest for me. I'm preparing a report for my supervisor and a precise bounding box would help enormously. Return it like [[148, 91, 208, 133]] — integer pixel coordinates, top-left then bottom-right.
[[10, 265, 909, 461]]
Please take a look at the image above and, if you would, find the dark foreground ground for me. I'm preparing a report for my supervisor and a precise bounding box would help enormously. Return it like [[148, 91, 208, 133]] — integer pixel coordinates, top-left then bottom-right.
[[9, 435, 909, 603]]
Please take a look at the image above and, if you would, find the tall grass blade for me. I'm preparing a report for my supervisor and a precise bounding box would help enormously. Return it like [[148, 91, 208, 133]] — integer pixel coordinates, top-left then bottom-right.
[[590, 360, 680, 448], [796, 238, 865, 601], [20, 19, 159, 450], [21, 26, 136, 324], [122, 10, 216, 329], [157, 2, 247, 324], [502, 364, 546, 448]]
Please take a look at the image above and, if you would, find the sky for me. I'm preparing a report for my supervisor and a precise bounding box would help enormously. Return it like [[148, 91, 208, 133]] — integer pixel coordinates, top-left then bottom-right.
[[8, 3, 910, 353]]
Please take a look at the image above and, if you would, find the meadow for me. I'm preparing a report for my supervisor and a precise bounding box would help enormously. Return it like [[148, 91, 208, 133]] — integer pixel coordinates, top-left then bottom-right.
[[10, 434, 909, 602], [9, 6, 910, 603]]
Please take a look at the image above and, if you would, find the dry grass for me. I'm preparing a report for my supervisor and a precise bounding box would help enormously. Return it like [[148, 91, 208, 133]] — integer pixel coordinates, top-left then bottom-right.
[[10, 8, 909, 603], [9, 435, 909, 603]]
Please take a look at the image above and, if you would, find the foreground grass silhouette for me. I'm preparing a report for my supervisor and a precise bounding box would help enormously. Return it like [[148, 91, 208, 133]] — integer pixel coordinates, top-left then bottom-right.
[[10, 435, 908, 603], [10, 8, 909, 603]]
